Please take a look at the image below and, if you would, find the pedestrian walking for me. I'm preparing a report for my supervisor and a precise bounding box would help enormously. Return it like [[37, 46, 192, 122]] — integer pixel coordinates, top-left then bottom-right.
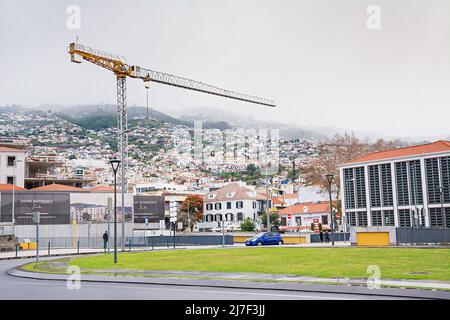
[[325, 230, 330, 243], [319, 230, 324, 243], [103, 231, 109, 253]]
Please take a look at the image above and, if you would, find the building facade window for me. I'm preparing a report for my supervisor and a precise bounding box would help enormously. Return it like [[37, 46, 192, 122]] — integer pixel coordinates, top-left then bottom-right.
[[381, 163, 394, 206], [357, 211, 368, 226], [236, 201, 243, 209], [206, 203, 213, 211], [383, 210, 395, 226], [205, 214, 213, 222], [396, 162, 409, 206], [215, 203, 222, 210], [348, 212, 356, 226], [355, 167, 366, 208], [398, 209, 411, 227], [7, 176, 14, 185], [426, 158, 440, 204], [369, 165, 381, 207], [226, 202, 232, 209], [215, 213, 223, 222], [343, 168, 356, 209], [441, 157, 450, 203], [225, 213, 234, 221], [321, 215, 328, 225], [371, 210, 382, 226], [252, 201, 256, 209], [237, 212, 243, 221], [7, 156, 16, 167], [408, 160, 423, 205]]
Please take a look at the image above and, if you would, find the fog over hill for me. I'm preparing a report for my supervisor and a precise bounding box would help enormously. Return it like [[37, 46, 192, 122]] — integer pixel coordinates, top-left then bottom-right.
[[1, 104, 447, 144]]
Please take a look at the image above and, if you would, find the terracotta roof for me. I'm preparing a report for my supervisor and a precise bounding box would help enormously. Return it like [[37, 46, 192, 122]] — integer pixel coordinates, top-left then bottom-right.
[[32, 184, 90, 192], [204, 183, 257, 202], [272, 198, 284, 205], [281, 193, 298, 199], [89, 185, 114, 192], [0, 184, 27, 191], [0, 146, 26, 152], [278, 202, 329, 215], [346, 140, 450, 165]]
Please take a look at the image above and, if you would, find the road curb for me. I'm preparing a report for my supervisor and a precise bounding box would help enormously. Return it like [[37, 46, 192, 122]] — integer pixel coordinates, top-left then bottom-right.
[[7, 266, 450, 300]]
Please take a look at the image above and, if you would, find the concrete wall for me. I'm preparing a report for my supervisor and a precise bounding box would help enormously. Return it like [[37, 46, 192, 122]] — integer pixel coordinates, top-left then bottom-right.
[[350, 226, 397, 245], [11, 222, 135, 239]]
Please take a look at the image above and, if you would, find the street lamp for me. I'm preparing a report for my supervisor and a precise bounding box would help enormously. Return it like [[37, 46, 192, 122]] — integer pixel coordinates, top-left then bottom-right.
[[110, 158, 121, 264], [264, 163, 272, 232], [326, 174, 335, 246], [11, 159, 23, 236]]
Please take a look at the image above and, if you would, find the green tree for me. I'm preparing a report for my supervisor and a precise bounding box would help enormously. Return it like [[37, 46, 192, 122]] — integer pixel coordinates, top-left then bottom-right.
[[240, 218, 256, 232], [180, 195, 204, 232], [261, 212, 280, 229]]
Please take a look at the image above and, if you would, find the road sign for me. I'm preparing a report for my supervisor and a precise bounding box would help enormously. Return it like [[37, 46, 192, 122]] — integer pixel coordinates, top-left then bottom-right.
[[178, 222, 183, 230], [32, 211, 40, 224], [170, 217, 177, 223], [288, 214, 292, 220]]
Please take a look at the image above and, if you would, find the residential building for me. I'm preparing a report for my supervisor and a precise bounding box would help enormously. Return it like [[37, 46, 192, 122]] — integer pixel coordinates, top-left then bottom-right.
[[339, 140, 450, 229], [278, 201, 332, 231], [0, 146, 26, 187], [200, 182, 259, 229]]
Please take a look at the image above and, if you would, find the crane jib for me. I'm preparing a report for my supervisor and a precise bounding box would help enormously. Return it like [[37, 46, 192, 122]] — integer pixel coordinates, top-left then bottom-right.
[[68, 42, 275, 107]]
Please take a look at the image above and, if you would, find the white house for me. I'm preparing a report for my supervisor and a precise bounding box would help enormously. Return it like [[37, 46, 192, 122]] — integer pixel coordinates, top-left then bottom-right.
[[199, 182, 259, 230], [0, 146, 26, 187]]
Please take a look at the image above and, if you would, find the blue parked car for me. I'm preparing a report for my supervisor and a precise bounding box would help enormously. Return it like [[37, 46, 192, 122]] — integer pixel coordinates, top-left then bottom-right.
[[245, 232, 283, 246]]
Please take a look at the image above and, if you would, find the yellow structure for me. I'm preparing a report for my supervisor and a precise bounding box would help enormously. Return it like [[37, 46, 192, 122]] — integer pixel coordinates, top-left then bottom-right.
[[19, 242, 37, 250], [282, 236, 307, 244], [356, 232, 390, 246], [234, 236, 249, 243]]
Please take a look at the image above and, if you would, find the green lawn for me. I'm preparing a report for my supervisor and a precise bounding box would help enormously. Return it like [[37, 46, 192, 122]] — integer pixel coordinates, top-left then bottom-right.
[[65, 247, 450, 281]]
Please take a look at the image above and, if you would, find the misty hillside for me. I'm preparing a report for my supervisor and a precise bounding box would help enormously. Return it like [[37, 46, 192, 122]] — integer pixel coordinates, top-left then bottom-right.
[[178, 107, 324, 140]]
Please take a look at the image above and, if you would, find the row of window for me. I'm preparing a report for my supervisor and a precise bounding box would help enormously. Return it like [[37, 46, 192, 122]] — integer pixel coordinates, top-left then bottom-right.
[[204, 213, 244, 222], [205, 201, 256, 211], [347, 208, 449, 227], [344, 156, 450, 210]]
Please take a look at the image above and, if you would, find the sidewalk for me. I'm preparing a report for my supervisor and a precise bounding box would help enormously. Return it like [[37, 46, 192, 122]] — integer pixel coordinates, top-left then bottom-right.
[[0, 245, 229, 260]]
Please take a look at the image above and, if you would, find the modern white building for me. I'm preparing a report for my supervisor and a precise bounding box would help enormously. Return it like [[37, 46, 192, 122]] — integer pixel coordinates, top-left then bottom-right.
[[339, 140, 450, 229], [200, 182, 259, 229], [0, 146, 26, 187]]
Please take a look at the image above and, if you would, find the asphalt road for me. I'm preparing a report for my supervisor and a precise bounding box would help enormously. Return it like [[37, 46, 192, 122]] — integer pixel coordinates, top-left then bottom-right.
[[0, 258, 409, 300]]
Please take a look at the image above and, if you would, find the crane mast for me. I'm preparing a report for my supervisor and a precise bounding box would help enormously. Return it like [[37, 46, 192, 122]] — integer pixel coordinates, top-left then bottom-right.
[[67, 42, 275, 250]]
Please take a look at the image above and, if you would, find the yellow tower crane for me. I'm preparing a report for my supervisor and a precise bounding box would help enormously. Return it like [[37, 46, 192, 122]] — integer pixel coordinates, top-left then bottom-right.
[[67, 42, 276, 250]]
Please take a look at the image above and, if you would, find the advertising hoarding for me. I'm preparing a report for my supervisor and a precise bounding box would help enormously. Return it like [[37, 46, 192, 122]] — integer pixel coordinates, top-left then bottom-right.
[[0, 192, 70, 225], [133, 195, 165, 224]]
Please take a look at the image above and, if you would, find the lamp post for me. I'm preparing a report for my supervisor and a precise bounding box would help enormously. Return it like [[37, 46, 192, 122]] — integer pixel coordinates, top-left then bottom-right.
[[11, 159, 23, 236], [439, 186, 447, 229], [265, 163, 271, 232], [326, 174, 335, 246], [110, 158, 121, 264]]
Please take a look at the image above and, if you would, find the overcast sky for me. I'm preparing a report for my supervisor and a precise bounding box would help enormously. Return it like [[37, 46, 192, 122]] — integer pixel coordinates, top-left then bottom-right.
[[0, 0, 449, 139]]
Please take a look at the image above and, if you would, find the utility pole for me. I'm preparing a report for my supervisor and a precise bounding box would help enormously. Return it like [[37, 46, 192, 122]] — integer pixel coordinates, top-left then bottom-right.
[[32, 211, 40, 263], [326, 174, 335, 246], [440, 186, 447, 229], [222, 220, 225, 247], [11, 159, 23, 236], [265, 164, 271, 232]]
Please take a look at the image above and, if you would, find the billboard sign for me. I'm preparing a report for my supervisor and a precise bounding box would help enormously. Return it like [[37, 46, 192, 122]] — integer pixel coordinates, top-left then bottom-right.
[[0, 192, 71, 225], [133, 195, 165, 224]]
